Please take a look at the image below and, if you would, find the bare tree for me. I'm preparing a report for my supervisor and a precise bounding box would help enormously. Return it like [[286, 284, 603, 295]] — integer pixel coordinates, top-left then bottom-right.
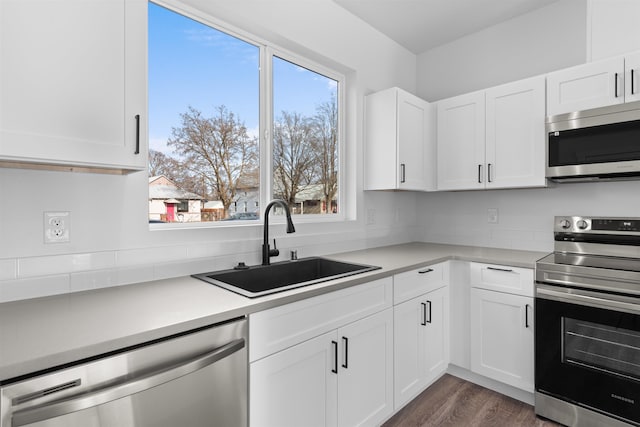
[[167, 105, 258, 216], [273, 111, 316, 208], [312, 96, 339, 213]]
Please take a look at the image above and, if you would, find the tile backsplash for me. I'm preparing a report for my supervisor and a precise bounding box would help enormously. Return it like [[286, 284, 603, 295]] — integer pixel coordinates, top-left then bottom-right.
[[0, 225, 414, 303]]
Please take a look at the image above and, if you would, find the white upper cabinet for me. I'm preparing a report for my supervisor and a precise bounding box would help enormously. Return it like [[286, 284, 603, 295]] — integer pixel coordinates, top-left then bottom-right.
[[437, 76, 546, 191], [625, 51, 640, 103], [0, 0, 147, 172], [364, 87, 435, 191], [485, 77, 546, 189], [546, 56, 625, 116], [588, 0, 640, 62], [436, 91, 485, 191]]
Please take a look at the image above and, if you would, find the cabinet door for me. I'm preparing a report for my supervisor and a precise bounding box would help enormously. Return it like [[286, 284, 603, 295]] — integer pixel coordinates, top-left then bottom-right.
[[470, 288, 534, 392], [485, 76, 546, 189], [0, 0, 146, 171], [547, 56, 625, 116], [394, 286, 449, 410], [436, 92, 485, 190], [393, 295, 427, 409], [337, 309, 393, 427], [397, 90, 434, 191], [424, 286, 449, 383], [625, 51, 640, 103], [364, 88, 434, 191], [589, 0, 640, 62], [250, 331, 338, 427]]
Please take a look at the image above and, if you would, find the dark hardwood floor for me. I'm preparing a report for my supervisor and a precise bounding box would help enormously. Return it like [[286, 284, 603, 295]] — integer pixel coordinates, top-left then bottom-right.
[[382, 374, 562, 427]]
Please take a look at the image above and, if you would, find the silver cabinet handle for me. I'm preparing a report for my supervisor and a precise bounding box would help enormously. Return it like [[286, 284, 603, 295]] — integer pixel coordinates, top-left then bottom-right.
[[400, 163, 406, 183], [11, 338, 245, 427]]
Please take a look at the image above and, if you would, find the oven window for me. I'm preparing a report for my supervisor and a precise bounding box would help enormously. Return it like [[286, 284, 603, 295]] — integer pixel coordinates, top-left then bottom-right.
[[563, 317, 640, 382]]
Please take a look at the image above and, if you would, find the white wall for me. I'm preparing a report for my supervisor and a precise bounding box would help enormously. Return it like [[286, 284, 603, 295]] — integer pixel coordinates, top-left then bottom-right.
[[417, 0, 587, 101], [0, 0, 419, 302], [417, 181, 640, 253]]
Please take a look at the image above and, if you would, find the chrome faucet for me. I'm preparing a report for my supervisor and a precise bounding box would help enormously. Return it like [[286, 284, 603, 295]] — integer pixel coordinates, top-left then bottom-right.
[[262, 199, 296, 265]]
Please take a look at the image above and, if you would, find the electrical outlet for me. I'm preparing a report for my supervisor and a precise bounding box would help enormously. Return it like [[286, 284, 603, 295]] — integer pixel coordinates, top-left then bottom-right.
[[487, 208, 499, 224], [366, 208, 376, 225], [44, 211, 70, 243]]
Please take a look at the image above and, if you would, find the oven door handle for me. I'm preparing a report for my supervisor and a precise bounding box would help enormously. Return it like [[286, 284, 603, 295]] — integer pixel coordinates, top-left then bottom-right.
[[537, 284, 640, 315], [10, 338, 245, 427]]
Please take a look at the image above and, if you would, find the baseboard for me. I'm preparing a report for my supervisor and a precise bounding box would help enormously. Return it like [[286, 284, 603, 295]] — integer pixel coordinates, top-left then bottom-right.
[[446, 364, 535, 406]]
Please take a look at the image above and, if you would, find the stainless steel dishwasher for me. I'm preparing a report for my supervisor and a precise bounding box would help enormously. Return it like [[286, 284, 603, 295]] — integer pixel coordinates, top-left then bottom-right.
[[0, 317, 247, 427]]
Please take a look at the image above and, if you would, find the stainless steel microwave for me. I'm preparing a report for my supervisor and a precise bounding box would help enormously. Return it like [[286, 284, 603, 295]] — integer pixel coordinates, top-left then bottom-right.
[[546, 101, 640, 182]]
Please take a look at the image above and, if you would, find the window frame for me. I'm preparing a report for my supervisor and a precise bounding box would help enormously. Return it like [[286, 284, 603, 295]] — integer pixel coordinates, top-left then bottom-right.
[[149, 1, 347, 228]]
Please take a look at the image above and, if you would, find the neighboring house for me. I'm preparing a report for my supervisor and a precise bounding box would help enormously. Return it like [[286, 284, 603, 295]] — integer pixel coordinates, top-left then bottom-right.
[[272, 182, 338, 215], [149, 176, 204, 222], [293, 184, 337, 214], [230, 186, 260, 217]]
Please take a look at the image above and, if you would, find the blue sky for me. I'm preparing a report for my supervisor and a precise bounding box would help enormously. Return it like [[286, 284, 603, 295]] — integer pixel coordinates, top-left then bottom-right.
[[148, 3, 337, 155]]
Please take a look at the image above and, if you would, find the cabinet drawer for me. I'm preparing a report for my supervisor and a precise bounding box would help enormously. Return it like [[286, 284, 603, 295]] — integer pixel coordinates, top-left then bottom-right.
[[470, 263, 533, 297], [249, 277, 393, 361], [393, 262, 448, 304]]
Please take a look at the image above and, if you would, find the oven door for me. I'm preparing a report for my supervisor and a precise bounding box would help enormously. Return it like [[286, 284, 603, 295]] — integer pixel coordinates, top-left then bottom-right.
[[536, 284, 640, 426]]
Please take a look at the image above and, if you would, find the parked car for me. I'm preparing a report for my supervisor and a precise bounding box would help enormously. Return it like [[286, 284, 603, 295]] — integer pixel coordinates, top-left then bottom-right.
[[222, 212, 259, 221]]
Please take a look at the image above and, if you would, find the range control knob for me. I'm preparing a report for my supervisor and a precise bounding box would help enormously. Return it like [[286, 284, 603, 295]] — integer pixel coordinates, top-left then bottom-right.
[[559, 219, 571, 229], [577, 220, 589, 230]]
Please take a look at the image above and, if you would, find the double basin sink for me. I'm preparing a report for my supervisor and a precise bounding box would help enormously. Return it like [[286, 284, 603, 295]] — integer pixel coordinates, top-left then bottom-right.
[[193, 257, 381, 298]]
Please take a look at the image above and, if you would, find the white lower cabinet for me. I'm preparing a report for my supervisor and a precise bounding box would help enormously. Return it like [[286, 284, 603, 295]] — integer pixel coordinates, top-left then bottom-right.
[[250, 260, 536, 426], [470, 287, 534, 392], [393, 285, 448, 409], [249, 279, 394, 427], [337, 309, 394, 427], [251, 331, 338, 427]]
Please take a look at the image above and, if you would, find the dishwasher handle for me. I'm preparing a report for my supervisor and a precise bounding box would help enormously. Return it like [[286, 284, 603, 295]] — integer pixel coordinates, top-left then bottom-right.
[[11, 338, 245, 427]]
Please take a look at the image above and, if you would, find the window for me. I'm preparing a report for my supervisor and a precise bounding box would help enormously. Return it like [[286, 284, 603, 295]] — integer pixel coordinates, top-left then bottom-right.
[[148, 2, 343, 224], [273, 56, 339, 216]]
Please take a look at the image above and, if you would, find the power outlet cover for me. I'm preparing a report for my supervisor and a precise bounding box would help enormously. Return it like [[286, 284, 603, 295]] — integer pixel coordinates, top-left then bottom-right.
[[487, 208, 499, 224], [44, 211, 70, 243]]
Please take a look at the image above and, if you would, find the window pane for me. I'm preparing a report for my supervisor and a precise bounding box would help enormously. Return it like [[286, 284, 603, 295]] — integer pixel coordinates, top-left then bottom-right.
[[272, 56, 339, 216], [148, 3, 260, 223]]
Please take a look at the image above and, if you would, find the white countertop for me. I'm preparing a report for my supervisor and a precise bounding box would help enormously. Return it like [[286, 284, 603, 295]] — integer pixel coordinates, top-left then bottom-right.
[[0, 242, 546, 383]]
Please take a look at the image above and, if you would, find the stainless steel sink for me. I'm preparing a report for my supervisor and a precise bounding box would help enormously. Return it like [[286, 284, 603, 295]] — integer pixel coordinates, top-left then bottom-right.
[[192, 257, 381, 298]]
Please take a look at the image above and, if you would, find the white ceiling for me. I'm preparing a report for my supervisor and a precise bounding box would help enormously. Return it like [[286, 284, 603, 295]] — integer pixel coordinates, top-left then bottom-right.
[[334, 0, 561, 54]]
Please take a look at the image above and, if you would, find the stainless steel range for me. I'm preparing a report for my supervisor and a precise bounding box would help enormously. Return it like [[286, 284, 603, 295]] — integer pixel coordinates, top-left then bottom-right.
[[535, 216, 640, 427]]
